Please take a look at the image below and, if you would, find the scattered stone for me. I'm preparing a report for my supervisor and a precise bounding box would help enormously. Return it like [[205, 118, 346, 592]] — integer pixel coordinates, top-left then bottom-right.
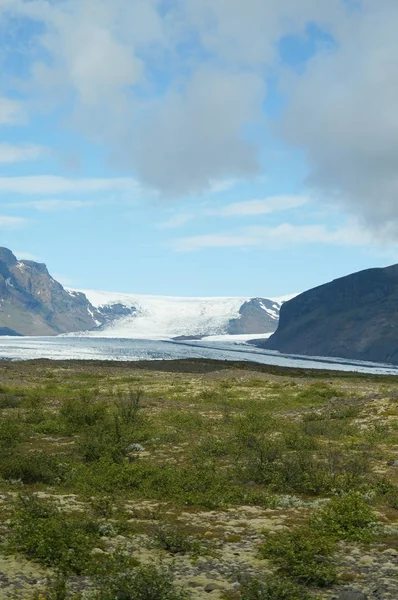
[[90, 548, 105, 556], [337, 591, 368, 600], [128, 443, 145, 452], [204, 583, 223, 592], [357, 555, 374, 567], [383, 548, 398, 556]]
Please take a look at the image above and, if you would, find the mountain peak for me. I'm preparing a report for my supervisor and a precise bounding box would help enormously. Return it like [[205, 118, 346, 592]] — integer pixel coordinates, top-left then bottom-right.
[[0, 247, 17, 267], [20, 260, 50, 276]]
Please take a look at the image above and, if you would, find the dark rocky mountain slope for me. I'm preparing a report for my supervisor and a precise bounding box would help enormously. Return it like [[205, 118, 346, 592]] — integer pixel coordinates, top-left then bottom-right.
[[262, 263, 398, 365], [0, 248, 105, 336], [228, 298, 279, 334]]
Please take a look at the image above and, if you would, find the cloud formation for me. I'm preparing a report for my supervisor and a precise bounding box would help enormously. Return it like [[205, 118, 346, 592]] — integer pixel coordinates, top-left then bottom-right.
[[0, 215, 27, 228], [12, 199, 94, 211], [172, 221, 376, 252], [0, 0, 342, 196], [1, 0, 397, 237], [0, 143, 44, 163], [280, 0, 398, 233], [211, 195, 308, 217], [0, 176, 138, 195]]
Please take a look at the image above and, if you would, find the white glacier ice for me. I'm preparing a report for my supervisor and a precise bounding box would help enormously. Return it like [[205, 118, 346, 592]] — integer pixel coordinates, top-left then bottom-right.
[[72, 290, 293, 340]]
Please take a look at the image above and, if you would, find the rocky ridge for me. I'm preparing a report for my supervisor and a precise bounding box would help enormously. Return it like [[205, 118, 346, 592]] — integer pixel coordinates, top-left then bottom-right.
[[263, 263, 398, 365], [0, 248, 136, 336]]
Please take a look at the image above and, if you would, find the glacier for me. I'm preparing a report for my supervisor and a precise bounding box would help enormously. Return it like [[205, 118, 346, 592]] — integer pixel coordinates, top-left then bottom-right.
[[71, 290, 295, 340]]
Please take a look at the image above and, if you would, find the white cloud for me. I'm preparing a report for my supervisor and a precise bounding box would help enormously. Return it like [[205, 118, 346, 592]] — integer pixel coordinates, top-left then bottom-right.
[[183, 0, 341, 67], [280, 0, 398, 233], [53, 273, 74, 287], [211, 195, 308, 216], [158, 194, 307, 229], [13, 199, 94, 211], [15, 250, 41, 261], [0, 215, 27, 228], [0, 96, 25, 125], [157, 213, 195, 230], [172, 221, 377, 252], [0, 0, 343, 196], [2, 0, 397, 233], [0, 143, 45, 163], [0, 175, 139, 195], [132, 67, 265, 195]]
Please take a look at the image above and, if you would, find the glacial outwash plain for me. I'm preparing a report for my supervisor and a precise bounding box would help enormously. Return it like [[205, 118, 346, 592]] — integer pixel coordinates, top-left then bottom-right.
[[0, 358, 397, 600]]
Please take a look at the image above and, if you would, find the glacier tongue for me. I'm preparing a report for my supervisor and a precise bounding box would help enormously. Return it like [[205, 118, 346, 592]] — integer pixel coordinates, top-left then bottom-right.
[[73, 290, 284, 340]]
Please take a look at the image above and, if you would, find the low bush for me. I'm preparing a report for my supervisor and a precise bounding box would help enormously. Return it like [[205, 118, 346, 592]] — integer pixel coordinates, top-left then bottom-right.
[[273, 447, 371, 496], [0, 418, 21, 453], [72, 458, 244, 509], [114, 389, 143, 425], [294, 383, 344, 405], [260, 527, 337, 586], [0, 391, 22, 409], [95, 554, 188, 600], [238, 574, 312, 600], [0, 452, 67, 484], [60, 397, 108, 433], [12, 493, 100, 574], [153, 523, 199, 554], [311, 492, 377, 542]]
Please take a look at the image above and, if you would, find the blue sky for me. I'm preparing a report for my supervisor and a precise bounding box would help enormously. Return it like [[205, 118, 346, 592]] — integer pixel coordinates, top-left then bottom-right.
[[0, 0, 397, 296]]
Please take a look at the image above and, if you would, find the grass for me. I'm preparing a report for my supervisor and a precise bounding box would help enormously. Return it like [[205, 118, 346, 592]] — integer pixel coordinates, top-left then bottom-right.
[[0, 358, 397, 599]]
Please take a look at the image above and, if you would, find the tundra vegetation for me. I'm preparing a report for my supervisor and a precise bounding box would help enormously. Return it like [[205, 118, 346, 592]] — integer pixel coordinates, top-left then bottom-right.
[[0, 359, 398, 599]]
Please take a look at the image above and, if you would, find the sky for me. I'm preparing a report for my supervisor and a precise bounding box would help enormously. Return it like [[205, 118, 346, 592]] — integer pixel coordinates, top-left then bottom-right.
[[0, 0, 398, 297]]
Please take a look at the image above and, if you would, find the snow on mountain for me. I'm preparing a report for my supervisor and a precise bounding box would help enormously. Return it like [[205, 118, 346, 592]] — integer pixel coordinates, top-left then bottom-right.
[[72, 290, 291, 340]]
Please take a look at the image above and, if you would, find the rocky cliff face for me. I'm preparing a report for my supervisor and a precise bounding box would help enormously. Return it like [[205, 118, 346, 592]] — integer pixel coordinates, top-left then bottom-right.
[[263, 264, 398, 365], [228, 298, 279, 334], [0, 248, 104, 336]]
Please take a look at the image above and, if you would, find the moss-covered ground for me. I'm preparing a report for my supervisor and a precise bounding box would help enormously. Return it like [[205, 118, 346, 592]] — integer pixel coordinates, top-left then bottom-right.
[[0, 358, 398, 599]]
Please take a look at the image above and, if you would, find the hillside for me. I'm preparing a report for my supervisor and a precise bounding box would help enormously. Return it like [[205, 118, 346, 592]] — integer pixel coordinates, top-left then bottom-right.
[[0, 248, 103, 336], [263, 263, 398, 365]]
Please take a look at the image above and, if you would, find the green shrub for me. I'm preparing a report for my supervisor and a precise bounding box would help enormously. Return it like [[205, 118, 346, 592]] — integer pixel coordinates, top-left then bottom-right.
[[12, 493, 100, 574], [0, 418, 21, 453], [153, 523, 199, 554], [295, 383, 343, 405], [96, 555, 188, 600], [40, 572, 68, 600], [90, 495, 115, 519], [0, 452, 67, 484], [77, 418, 127, 463], [260, 527, 337, 587], [311, 492, 377, 542], [385, 486, 398, 510], [60, 397, 108, 432], [115, 389, 143, 425], [72, 458, 244, 509], [273, 447, 370, 496], [238, 574, 312, 600], [0, 392, 22, 409], [301, 416, 354, 439]]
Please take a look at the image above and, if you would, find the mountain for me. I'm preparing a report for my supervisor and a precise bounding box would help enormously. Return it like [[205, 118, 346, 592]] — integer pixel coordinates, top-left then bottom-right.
[[0, 246, 286, 338], [0, 248, 105, 336], [76, 290, 286, 339], [262, 263, 398, 365]]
